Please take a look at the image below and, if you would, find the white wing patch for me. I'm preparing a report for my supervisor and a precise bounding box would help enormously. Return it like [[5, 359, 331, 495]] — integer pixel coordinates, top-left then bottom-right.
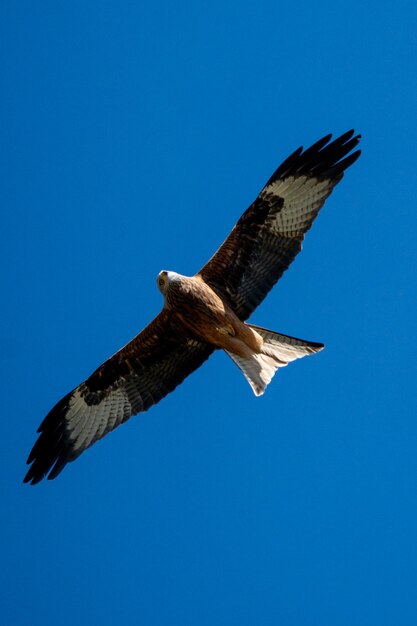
[[66, 388, 132, 453], [261, 176, 332, 237]]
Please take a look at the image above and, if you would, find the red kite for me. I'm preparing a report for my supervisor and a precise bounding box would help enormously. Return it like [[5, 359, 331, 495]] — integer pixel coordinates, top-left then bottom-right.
[[24, 130, 361, 484]]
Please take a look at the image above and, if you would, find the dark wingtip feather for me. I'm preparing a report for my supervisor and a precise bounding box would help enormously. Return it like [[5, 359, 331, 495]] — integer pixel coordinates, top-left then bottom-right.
[[325, 148, 361, 179], [23, 391, 74, 485], [266, 146, 303, 185], [267, 130, 361, 185]]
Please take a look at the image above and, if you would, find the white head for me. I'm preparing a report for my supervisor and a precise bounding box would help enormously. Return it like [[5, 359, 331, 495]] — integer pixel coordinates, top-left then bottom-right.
[[156, 270, 182, 296]]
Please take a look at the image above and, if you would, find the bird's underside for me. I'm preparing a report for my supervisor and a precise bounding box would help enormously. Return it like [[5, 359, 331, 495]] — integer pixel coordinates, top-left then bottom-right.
[[24, 130, 361, 484], [159, 271, 324, 396]]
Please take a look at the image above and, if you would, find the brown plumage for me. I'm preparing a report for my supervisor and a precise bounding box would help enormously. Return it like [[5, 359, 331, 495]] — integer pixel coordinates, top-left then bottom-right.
[[24, 130, 361, 484]]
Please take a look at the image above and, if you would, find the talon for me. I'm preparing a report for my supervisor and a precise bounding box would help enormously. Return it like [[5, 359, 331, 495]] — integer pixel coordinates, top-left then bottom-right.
[[217, 324, 236, 337]]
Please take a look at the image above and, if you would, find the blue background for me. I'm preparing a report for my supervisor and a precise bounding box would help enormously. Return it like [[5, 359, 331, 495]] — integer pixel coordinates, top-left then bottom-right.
[[2, 1, 417, 625]]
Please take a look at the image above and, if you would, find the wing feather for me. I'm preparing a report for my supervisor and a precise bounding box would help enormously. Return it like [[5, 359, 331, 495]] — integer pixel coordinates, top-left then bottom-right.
[[24, 310, 214, 484], [199, 130, 361, 319]]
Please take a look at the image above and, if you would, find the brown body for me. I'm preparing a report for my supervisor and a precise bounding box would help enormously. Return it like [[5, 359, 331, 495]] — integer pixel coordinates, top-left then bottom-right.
[[163, 273, 263, 358], [156, 269, 323, 399]]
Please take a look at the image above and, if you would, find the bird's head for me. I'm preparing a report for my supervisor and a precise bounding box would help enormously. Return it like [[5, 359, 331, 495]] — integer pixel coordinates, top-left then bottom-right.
[[157, 270, 169, 295], [157, 270, 182, 296]]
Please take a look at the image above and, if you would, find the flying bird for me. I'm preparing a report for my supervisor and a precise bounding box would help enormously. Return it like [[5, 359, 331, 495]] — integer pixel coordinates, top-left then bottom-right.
[[24, 130, 361, 484]]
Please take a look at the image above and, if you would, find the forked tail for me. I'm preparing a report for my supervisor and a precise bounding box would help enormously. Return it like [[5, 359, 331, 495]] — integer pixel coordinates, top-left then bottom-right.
[[225, 324, 324, 396]]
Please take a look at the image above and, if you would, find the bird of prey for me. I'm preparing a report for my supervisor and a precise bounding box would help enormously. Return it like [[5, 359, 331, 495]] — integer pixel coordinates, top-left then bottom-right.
[[24, 130, 361, 484]]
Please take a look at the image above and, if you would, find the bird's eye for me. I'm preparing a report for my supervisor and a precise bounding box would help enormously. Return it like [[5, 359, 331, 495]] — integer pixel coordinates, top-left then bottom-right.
[[159, 278, 164, 286]]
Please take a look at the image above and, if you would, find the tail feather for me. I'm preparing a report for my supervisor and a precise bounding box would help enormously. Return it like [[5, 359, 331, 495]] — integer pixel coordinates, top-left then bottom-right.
[[225, 325, 324, 396]]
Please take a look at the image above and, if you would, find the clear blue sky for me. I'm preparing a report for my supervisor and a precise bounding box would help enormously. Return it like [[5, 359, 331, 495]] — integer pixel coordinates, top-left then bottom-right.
[[2, 1, 417, 625]]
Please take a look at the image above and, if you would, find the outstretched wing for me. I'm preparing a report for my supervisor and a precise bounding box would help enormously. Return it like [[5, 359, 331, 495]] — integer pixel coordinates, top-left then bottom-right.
[[199, 130, 361, 320], [24, 310, 214, 484]]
